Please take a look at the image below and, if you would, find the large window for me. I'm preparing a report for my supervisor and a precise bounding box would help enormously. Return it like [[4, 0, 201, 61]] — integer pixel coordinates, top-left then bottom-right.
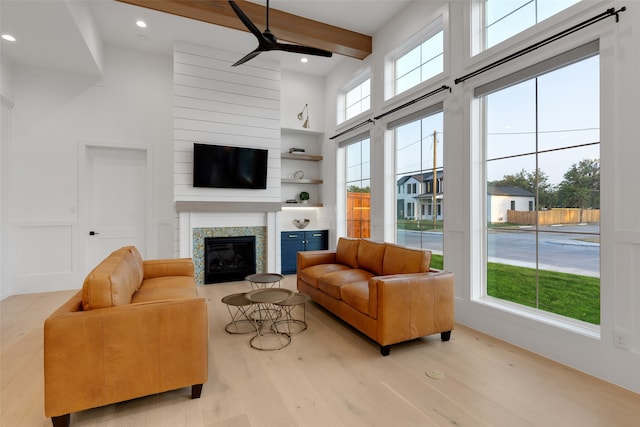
[[480, 43, 600, 324], [393, 107, 444, 266], [486, 0, 581, 49], [345, 137, 371, 238]]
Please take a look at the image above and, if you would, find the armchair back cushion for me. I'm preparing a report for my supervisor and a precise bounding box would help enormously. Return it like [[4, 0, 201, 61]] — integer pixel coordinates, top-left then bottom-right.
[[382, 244, 431, 275], [82, 246, 143, 311]]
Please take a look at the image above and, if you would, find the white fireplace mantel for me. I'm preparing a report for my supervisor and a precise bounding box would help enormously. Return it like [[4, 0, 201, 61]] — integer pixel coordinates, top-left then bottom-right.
[[175, 201, 282, 213], [178, 204, 281, 275]]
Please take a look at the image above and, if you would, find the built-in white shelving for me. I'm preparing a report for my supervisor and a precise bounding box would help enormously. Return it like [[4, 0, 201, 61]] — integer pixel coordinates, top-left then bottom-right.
[[281, 128, 324, 207]]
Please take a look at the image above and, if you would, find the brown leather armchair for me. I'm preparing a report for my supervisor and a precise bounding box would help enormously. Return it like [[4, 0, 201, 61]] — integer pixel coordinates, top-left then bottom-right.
[[44, 247, 208, 427]]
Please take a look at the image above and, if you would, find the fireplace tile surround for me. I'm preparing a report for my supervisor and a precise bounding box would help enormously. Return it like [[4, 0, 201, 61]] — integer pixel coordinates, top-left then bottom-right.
[[193, 226, 266, 285]]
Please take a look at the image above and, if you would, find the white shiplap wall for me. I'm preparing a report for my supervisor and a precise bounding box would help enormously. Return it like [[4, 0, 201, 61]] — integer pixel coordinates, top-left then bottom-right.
[[173, 42, 281, 203]]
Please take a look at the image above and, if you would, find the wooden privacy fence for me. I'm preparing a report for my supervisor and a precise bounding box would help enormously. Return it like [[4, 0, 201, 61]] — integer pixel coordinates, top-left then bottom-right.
[[507, 208, 600, 225], [347, 192, 371, 238]]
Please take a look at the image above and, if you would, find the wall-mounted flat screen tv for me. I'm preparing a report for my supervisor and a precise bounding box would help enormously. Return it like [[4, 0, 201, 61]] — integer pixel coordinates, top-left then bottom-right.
[[193, 143, 268, 189]]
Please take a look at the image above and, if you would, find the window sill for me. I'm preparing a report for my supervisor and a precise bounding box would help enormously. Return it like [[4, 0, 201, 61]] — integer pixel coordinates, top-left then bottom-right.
[[474, 295, 601, 340]]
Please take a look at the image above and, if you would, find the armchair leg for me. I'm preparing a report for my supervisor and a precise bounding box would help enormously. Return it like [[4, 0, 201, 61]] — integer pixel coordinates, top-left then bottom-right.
[[380, 345, 391, 356], [191, 383, 203, 399], [441, 331, 452, 341], [51, 414, 70, 427]]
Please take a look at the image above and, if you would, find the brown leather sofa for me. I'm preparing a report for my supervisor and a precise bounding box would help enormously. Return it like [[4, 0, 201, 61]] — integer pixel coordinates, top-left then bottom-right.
[[297, 238, 454, 355], [44, 246, 208, 427]]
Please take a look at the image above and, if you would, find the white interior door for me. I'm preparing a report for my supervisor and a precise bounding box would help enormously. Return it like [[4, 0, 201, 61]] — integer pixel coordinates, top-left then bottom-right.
[[86, 146, 147, 268]]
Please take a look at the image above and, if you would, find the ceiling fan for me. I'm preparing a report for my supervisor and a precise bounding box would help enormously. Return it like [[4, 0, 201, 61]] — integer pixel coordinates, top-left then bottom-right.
[[228, 0, 333, 67]]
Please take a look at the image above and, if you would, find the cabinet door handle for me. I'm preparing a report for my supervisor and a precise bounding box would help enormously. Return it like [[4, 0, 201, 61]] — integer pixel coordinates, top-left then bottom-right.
[[288, 235, 298, 238], [312, 233, 322, 237]]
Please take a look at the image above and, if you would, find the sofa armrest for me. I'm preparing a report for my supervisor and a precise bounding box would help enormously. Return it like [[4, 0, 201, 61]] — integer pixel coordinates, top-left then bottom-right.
[[44, 294, 208, 417], [297, 250, 337, 272], [371, 270, 454, 345], [143, 258, 194, 279]]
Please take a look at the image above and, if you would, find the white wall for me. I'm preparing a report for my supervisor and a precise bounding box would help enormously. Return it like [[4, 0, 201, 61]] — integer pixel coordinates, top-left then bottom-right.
[[3, 46, 174, 295], [323, 0, 640, 393], [488, 195, 535, 223], [173, 42, 281, 204], [0, 61, 14, 300]]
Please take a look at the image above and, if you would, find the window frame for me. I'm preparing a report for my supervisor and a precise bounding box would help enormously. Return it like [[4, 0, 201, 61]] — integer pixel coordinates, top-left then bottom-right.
[[389, 102, 445, 252], [474, 40, 601, 333], [337, 132, 372, 239], [337, 70, 371, 125], [385, 13, 447, 102], [471, 0, 593, 58]]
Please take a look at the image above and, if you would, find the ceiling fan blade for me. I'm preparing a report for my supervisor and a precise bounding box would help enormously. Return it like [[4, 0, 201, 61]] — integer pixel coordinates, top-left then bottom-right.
[[275, 42, 333, 58], [228, 0, 332, 66], [228, 1, 263, 40], [231, 49, 262, 67]]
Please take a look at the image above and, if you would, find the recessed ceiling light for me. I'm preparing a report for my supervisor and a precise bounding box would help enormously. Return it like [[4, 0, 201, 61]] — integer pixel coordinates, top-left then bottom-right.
[[300, 57, 309, 63], [2, 34, 16, 42], [136, 20, 147, 28]]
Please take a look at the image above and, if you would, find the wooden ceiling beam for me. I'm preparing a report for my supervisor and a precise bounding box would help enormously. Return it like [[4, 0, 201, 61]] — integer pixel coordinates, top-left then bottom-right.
[[116, 0, 372, 59]]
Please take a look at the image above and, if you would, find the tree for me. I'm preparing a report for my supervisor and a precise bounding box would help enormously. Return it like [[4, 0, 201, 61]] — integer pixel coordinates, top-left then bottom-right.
[[489, 169, 556, 208], [556, 159, 600, 209], [347, 185, 370, 193]]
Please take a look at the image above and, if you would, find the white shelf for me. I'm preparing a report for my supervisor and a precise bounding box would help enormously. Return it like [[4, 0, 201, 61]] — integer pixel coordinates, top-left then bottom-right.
[[281, 153, 323, 161], [282, 203, 324, 208], [281, 178, 323, 184], [281, 127, 324, 136]]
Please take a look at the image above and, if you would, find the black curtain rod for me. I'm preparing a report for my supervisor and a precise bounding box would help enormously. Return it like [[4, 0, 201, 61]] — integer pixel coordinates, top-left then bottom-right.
[[329, 84, 452, 140], [454, 6, 626, 85], [373, 85, 451, 121], [329, 119, 375, 140]]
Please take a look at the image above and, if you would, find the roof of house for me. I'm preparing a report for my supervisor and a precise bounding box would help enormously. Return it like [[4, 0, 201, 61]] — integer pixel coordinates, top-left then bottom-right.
[[487, 185, 535, 197], [397, 170, 444, 185]]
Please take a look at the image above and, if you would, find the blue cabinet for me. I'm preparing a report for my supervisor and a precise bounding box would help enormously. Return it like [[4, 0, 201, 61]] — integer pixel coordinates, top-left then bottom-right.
[[281, 230, 328, 274]]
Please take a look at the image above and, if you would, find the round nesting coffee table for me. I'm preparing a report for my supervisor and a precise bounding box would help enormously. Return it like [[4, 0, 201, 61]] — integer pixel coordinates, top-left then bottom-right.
[[245, 273, 284, 290], [221, 292, 255, 334], [245, 288, 294, 351], [273, 293, 311, 334]]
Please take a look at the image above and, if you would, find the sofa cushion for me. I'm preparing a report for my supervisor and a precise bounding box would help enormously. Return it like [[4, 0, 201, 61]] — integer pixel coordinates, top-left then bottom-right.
[[82, 247, 144, 311], [382, 244, 431, 275], [139, 275, 197, 289], [340, 281, 370, 316], [131, 283, 199, 303], [318, 269, 374, 299], [300, 264, 351, 288], [335, 237, 360, 269], [357, 240, 386, 275]]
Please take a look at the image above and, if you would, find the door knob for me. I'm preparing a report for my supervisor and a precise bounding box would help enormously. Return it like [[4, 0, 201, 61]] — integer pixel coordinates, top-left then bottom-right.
[[89, 231, 100, 236]]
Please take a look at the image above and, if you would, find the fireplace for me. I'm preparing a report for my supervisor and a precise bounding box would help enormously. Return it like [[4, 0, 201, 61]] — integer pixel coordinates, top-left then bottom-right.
[[204, 236, 256, 284]]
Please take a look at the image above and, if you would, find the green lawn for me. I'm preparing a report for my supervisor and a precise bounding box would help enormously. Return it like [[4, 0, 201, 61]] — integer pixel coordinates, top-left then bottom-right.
[[429, 254, 600, 325], [397, 219, 443, 231]]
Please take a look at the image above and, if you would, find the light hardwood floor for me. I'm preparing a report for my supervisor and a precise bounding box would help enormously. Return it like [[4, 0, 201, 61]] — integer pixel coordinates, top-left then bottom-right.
[[2, 275, 639, 426]]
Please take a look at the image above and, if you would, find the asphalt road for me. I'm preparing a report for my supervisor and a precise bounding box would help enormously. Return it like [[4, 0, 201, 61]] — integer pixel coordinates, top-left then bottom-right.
[[397, 224, 600, 277]]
